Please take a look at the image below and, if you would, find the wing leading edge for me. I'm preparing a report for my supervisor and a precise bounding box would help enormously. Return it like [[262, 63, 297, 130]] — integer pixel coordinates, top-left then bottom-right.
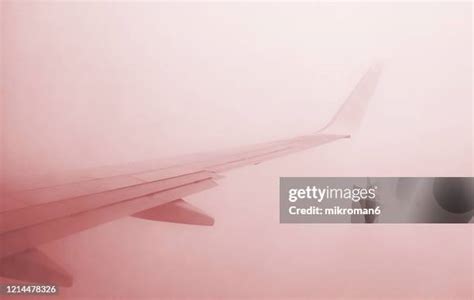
[[0, 64, 383, 285]]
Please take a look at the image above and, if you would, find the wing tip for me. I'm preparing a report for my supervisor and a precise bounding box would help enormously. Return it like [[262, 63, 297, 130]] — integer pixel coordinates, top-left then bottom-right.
[[317, 63, 383, 136]]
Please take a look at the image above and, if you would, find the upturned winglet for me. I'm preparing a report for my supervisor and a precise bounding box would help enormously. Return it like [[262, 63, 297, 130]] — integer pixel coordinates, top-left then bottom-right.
[[317, 63, 383, 136]]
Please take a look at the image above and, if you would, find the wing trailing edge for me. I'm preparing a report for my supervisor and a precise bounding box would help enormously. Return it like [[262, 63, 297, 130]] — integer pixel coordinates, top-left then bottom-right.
[[0, 179, 218, 259]]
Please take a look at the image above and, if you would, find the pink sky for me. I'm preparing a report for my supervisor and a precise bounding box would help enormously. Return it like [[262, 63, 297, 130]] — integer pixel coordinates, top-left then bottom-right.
[[1, 2, 472, 299]]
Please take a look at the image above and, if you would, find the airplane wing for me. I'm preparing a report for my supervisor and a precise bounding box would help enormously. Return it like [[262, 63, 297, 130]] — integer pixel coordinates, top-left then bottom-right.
[[0, 64, 383, 286]]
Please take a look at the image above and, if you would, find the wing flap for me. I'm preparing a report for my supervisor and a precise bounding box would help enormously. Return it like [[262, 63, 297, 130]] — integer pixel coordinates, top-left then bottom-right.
[[132, 199, 214, 226]]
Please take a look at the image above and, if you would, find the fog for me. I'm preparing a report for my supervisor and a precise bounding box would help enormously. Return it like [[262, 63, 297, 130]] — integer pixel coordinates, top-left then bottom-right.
[[1, 2, 472, 298]]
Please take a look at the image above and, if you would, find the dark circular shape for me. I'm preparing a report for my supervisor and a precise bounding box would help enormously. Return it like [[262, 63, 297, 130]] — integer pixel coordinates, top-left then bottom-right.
[[433, 178, 473, 214]]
